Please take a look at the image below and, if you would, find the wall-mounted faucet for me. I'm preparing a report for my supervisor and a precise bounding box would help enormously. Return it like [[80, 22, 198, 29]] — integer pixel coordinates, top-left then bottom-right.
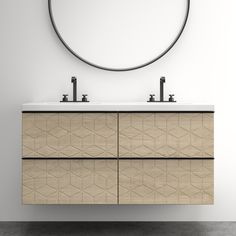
[[147, 77, 176, 103], [61, 76, 89, 102]]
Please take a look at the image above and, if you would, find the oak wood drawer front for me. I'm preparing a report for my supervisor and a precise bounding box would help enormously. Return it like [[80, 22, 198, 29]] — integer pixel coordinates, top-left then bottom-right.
[[119, 159, 213, 204], [22, 113, 117, 158], [22, 159, 117, 204], [119, 113, 213, 158]]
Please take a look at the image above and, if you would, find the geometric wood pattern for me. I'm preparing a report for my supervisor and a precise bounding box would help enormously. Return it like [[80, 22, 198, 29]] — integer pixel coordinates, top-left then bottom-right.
[[22, 112, 214, 205], [22, 113, 117, 158], [119, 113, 214, 158], [22, 159, 117, 204], [119, 159, 213, 204]]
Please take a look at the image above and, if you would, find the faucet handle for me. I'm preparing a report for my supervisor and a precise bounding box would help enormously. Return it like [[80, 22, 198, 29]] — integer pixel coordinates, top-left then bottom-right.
[[82, 94, 89, 102], [148, 94, 155, 102], [61, 94, 68, 102], [169, 94, 175, 102]]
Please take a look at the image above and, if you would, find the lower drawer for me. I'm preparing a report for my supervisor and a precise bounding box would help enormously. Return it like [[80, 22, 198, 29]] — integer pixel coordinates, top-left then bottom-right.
[[119, 159, 214, 204], [22, 159, 117, 204]]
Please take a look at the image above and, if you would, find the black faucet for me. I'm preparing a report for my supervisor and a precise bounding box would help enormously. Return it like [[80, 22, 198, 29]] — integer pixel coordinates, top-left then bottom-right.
[[71, 76, 77, 102], [160, 76, 165, 102], [60, 76, 90, 102], [147, 76, 176, 102]]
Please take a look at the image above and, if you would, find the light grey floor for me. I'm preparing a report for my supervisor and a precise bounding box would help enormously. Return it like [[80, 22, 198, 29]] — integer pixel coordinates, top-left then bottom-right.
[[0, 222, 235, 236]]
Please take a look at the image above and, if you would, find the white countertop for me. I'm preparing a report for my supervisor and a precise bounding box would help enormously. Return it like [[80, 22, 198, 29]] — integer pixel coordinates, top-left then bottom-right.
[[22, 102, 214, 112]]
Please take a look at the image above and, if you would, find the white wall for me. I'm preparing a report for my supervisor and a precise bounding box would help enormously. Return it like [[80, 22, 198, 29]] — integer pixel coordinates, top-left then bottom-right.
[[0, 0, 235, 221]]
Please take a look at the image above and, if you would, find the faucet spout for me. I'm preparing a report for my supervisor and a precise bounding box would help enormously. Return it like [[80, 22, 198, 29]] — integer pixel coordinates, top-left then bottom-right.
[[71, 76, 77, 102], [160, 76, 165, 102]]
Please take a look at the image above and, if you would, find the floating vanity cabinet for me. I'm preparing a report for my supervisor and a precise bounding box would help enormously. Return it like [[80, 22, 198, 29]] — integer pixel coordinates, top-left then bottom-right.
[[22, 104, 214, 205]]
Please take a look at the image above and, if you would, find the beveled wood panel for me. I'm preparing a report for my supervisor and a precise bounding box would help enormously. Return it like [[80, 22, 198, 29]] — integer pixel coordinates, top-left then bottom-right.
[[22, 113, 117, 158], [119, 113, 213, 158], [22, 159, 117, 204], [119, 159, 213, 204]]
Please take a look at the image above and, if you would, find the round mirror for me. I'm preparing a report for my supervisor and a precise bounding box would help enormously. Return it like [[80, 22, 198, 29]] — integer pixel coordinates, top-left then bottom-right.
[[49, 0, 190, 71]]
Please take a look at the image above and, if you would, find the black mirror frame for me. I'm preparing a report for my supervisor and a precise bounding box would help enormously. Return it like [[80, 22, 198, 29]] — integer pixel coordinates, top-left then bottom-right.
[[48, 0, 190, 72]]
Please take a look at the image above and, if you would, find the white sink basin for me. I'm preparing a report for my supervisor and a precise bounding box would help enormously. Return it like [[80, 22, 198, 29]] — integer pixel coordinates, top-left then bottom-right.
[[22, 102, 214, 112]]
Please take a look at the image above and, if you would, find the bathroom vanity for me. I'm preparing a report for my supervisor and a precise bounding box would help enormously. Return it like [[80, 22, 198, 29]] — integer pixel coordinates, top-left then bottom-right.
[[22, 103, 214, 205]]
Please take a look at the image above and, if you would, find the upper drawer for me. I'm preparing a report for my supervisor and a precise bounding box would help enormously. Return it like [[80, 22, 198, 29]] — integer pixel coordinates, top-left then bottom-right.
[[119, 113, 214, 158], [22, 113, 117, 158]]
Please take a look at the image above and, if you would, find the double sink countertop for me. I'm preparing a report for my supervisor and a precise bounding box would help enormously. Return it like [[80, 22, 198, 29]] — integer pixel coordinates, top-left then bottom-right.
[[22, 102, 214, 112]]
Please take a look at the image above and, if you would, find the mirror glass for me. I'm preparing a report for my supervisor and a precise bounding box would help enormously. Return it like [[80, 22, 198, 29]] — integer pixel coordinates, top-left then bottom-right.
[[49, 0, 189, 71]]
